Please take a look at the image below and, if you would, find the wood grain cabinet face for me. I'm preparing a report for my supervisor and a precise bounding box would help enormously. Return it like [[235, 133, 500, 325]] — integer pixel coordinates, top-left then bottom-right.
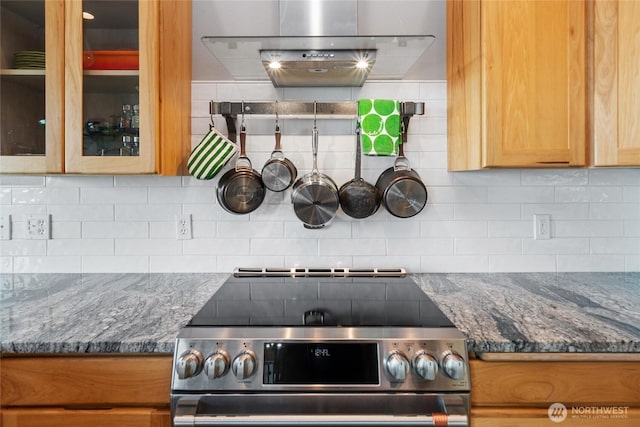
[[0, 0, 190, 175], [447, 0, 587, 170], [593, 0, 640, 166]]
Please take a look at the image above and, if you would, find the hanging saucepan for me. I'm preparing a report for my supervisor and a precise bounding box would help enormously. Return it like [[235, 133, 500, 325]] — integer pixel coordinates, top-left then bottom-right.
[[291, 104, 339, 228], [339, 126, 381, 219], [261, 120, 297, 192], [375, 117, 427, 218], [216, 125, 266, 214]]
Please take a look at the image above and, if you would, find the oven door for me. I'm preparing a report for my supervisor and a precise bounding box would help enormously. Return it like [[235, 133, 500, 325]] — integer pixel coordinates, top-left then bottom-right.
[[172, 393, 469, 427]]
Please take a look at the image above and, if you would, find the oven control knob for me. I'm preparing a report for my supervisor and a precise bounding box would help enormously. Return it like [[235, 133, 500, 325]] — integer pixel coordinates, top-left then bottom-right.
[[442, 351, 466, 380], [204, 350, 230, 380], [413, 351, 439, 381], [232, 351, 257, 380], [385, 351, 410, 382], [176, 349, 204, 379]]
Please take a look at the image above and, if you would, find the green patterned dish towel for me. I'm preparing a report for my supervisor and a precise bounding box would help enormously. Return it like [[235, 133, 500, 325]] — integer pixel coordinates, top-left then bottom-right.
[[358, 99, 401, 156], [188, 127, 238, 180]]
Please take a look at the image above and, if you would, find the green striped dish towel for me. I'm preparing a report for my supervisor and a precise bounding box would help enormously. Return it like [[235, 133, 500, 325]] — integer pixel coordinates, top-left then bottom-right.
[[358, 99, 401, 156], [188, 127, 238, 180]]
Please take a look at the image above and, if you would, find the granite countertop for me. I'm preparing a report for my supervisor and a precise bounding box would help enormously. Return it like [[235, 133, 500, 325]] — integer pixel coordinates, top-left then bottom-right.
[[1, 272, 638, 354]]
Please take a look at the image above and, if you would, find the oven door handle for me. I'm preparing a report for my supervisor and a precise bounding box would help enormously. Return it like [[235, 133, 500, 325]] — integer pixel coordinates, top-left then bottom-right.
[[174, 400, 468, 427]]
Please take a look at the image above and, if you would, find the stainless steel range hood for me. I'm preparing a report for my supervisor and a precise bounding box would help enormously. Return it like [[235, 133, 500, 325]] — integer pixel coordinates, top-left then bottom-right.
[[199, 0, 437, 87]]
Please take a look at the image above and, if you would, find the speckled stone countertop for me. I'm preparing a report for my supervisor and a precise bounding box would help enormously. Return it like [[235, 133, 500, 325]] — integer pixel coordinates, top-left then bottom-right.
[[1, 272, 638, 354]]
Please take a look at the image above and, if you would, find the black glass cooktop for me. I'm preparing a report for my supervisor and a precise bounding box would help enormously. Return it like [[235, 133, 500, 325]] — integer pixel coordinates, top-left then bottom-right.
[[188, 276, 454, 328]]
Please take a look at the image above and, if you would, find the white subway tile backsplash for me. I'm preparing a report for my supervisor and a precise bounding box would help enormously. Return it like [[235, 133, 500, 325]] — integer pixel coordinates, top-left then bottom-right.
[[150, 255, 217, 273], [590, 238, 640, 255], [48, 204, 114, 221], [83, 221, 149, 238], [218, 221, 283, 239], [12, 187, 79, 205], [183, 238, 250, 256], [487, 221, 531, 238], [81, 187, 148, 204], [0, 175, 46, 186], [589, 168, 640, 185], [0, 257, 12, 274], [624, 221, 640, 237], [319, 238, 387, 256], [149, 187, 216, 204], [421, 221, 487, 238], [82, 256, 148, 273], [623, 186, 640, 202], [115, 239, 182, 256], [523, 238, 589, 255], [489, 255, 556, 272], [554, 220, 624, 238], [590, 203, 640, 220], [557, 255, 626, 272], [14, 256, 81, 273], [387, 238, 454, 256], [422, 256, 488, 273], [48, 239, 114, 256], [487, 186, 554, 203], [521, 169, 589, 186], [46, 176, 114, 187], [521, 203, 589, 220], [251, 238, 317, 256], [454, 204, 521, 220], [453, 170, 521, 186], [0, 240, 46, 256], [51, 221, 82, 239], [455, 238, 522, 255], [116, 204, 181, 221], [2, 80, 638, 273]]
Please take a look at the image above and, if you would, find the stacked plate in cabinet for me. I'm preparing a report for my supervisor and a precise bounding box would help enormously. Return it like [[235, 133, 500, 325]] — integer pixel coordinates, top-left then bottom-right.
[[14, 51, 45, 69]]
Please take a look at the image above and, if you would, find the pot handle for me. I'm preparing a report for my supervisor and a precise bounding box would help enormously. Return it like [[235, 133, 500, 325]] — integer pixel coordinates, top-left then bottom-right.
[[311, 101, 320, 175], [393, 114, 411, 171], [235, 126, 252, 171]]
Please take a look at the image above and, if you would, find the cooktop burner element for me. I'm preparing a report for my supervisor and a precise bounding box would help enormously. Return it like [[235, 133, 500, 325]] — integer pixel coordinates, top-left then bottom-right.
[[171, 267, 470, 427]]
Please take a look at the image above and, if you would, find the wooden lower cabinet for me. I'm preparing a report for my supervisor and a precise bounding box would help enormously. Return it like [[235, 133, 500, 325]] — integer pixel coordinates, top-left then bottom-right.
[[2, 355, 639, 427], [2, 408, 170, 427], [470, 357, 640, 427]]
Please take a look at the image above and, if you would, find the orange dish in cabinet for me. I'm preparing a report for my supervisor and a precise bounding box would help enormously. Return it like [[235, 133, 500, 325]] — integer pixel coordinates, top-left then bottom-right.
[[83, 50, 139, 70]]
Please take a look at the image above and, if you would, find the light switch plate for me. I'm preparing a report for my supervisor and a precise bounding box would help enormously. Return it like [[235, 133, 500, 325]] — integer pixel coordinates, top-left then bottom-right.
[[534, 214, 551, 240]]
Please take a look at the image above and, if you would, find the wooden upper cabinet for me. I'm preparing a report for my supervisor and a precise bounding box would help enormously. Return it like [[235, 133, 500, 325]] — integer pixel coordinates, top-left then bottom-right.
[[447, 0, 587, 170], [0, 0, 190, 175], [593, 0, 640, 166]]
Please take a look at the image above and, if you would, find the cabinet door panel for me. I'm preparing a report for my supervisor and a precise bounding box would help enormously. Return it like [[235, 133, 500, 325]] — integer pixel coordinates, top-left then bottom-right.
[[64, 0, 156, 173], [2, 408, 153, 427], [594, 0, 640, 166], [0, 0, 64, 173], [482, 0, 586, 167]]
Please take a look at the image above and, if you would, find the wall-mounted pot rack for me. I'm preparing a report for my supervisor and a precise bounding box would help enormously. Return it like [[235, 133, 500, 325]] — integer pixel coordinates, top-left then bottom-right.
[[209, 101, 425, 142]]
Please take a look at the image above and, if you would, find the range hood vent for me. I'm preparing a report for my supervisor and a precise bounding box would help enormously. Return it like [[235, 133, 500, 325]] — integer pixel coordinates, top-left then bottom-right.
[[200, 0, 436, 87], [202, 35, 435, 87]]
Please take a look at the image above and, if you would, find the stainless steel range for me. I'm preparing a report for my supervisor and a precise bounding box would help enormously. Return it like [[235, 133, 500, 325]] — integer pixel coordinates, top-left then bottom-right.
[[171, 268, 470, 427]]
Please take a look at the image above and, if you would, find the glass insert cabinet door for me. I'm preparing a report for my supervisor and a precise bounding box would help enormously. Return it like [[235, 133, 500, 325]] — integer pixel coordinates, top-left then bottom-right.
[[66, 0, 155, 173], [0, 0, 64, 173]]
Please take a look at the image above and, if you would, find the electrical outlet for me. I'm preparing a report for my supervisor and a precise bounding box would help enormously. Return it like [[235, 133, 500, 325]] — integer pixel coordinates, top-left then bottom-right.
[[0, 215, 11, 240], [176, 214, 192, 239], [534, 214, 551, 240], [25, 214, 51, 239]]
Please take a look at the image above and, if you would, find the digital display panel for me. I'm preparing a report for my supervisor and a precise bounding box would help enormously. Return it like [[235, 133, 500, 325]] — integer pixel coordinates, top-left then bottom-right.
[[263, 342, 379, 385]]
